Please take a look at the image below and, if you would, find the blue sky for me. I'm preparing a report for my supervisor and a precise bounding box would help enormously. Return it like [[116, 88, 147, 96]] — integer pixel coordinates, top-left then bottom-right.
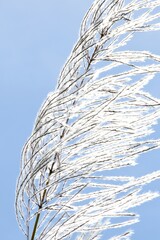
[[0, 1, 160, 239]]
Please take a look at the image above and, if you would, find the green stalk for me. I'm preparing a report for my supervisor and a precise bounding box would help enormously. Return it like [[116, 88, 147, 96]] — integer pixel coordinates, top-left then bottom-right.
[[30, 139, 62, 239], [30, 186, 48, 240], [30, 213, 40, 240], [30, 164, 53, 240]]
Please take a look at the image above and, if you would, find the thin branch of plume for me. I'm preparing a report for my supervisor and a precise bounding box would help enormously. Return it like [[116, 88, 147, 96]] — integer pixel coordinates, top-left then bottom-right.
[[15, 0, 160, 239]]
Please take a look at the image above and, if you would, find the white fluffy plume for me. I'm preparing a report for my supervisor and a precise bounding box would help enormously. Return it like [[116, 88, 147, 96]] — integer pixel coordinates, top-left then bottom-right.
[[16, 0, 160, 239]]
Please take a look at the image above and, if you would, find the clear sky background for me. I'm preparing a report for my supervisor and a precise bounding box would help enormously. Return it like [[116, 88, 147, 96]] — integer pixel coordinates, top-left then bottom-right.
[[0, 1, 160, 240]]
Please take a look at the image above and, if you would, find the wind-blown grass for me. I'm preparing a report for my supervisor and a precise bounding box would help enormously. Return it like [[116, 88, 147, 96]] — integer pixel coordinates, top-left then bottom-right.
[[16, 1, 160, 239]]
